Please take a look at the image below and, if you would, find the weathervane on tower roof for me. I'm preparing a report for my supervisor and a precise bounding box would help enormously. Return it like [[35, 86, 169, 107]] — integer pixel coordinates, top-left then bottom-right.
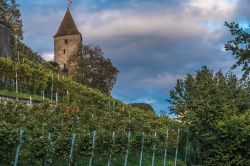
[[67, 0, 72, 9]]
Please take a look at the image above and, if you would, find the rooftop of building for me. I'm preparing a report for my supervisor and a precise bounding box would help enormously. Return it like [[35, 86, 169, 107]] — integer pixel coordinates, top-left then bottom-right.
[[54, 8, 81, 38]]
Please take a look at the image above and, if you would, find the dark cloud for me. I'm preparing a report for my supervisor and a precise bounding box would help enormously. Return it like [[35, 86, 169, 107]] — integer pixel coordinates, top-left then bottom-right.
[[75, 0, 190, 12], [18, 0, 241, 114], [234, 0, 250, 20]]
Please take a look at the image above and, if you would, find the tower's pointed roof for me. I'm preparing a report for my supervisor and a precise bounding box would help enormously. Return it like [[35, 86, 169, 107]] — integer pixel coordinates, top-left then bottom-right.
[[54, 9, 81, 37]]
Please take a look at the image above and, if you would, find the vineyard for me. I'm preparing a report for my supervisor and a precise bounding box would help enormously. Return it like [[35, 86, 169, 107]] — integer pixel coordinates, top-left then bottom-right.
[[0, 57, 200, 165], [0, 101, 195, 166]]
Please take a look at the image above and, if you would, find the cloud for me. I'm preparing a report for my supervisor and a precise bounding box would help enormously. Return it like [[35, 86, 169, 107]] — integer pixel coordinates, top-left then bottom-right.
[[41, 52, 54, 61], [143, 72, 185, 88], [18, 0, 242, 114], [234, 0, 250, 20]]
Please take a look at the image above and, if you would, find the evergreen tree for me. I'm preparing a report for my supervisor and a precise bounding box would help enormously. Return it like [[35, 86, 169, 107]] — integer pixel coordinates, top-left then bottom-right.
[[225, 22, 250, 79]]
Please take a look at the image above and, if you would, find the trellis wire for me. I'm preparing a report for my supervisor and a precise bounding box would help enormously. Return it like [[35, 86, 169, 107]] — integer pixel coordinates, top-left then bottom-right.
[[66, 90, 69, 102], [61, 118, 64, 125], [108, 101, 111, 110], [151, 132, 157, 166], [107, 131, 115, 166], [185, 130, 189, 163], [112, 101, 115, 110], [174, 129, 180, 166], [124, 131, 131, 166], [17, 51, 20, 63], [0, 125, 198, 165], [45, 132, 52, 166], [55, 92, 58, 105], [14, 128, 24, 166], [139, 132, 145, 166], [48, 132, 52, 142], [42, 123, 46, 135], [29, 96, 32, 105], [15, 72, 18, 93], [42, 90, 45, 101], [89, 130, 96, 166], [163, 129, 169, 166], [51, 74, 53, 100], [69, 133, 76, 166], [15, 35, 20, 63]]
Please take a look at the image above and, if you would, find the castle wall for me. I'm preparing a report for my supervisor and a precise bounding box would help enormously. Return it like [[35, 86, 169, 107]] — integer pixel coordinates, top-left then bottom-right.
[[0, 22, 11, 57], [54, 34, 81, 70]]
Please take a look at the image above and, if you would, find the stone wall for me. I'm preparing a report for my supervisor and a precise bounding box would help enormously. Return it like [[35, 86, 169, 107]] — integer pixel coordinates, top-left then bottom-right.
[[54, 34, 81, 71], [0, 22, 11, 57]]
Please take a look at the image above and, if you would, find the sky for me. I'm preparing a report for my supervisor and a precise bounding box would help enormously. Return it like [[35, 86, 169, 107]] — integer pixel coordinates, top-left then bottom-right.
[[17, 0, 250, 117]]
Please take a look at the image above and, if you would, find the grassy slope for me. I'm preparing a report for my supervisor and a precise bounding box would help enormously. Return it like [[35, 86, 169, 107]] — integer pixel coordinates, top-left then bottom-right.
[[0, 89, 48, 101]]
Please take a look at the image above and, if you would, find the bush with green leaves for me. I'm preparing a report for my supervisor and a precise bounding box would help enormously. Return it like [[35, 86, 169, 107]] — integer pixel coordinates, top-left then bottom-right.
[[169, 66, 250, 165]]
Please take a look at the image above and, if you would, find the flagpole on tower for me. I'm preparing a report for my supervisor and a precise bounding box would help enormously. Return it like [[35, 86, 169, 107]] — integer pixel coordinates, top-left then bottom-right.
[[67, 0, 72, 9]]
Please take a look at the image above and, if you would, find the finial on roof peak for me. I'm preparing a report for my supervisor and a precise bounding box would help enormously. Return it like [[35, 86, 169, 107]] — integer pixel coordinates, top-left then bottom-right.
[[67, 0, 72, 9]]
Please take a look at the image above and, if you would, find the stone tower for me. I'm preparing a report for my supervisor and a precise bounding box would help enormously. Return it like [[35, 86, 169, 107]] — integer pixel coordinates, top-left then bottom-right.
[[54, 8, 82, 72]]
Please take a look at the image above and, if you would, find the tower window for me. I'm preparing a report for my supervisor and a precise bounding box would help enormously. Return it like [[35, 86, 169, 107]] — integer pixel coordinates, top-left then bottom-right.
[[64, 39, 68, 45], [63, 49, 66, 54]]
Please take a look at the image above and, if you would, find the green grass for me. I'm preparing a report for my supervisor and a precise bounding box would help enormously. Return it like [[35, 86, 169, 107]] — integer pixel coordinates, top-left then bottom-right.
[[0, 154, 187, 166], [0, 89, 50, 102], [52, 153, 187, 166]]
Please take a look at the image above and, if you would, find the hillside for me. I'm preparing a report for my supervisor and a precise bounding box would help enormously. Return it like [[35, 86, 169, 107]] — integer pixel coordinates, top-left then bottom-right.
[[0, 57, 190, 165]]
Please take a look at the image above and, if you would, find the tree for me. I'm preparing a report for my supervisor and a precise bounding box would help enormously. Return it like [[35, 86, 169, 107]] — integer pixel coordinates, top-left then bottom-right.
[[68, 44, 119, 95], [225, 22, 250, 79], [0, 1, 58, 72], [130, 103, 155, 114], [1, 0, 23, 60], [16, 42, 58, 72], [168, 66, 250, 165], [0, 0, 23, 39]]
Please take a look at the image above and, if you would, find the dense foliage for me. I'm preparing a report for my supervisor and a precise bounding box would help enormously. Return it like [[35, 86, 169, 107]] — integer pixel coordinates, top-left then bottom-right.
[[225, 22, 250, 79], [0, 101, 188, 165], [0, 0, 58, 72], [69, 44, 119, 95], [168, 66, 250, 165], [0, 56, 117, 108], [0, 57, 190, 165], [13, 41, 58, 72], [0, 0, 23, 39], [130, 103, 155, 114]]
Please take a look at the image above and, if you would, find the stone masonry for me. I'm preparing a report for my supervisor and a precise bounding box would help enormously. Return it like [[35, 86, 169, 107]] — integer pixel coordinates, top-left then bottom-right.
[[54, 34, 81, 70], [54, 8, 82, 72]]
